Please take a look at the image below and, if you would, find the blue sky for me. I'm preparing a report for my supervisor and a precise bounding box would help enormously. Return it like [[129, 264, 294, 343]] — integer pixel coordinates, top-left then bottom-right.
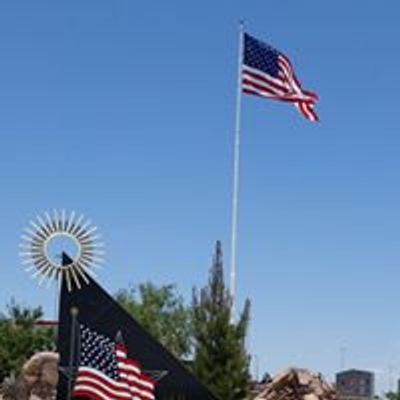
[[1, 0, 400, 392]]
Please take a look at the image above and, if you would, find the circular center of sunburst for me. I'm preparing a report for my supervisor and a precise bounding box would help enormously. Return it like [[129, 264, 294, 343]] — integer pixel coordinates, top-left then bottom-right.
[[44, 233, 81, 268]]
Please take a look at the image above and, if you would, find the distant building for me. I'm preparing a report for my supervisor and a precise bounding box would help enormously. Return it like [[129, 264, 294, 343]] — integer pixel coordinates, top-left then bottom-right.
[[336, 370, 374, 400]]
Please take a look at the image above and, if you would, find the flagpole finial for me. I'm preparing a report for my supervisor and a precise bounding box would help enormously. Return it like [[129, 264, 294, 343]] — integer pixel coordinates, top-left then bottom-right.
[[70, 307, 79, 317], [115, 331, 125, 345]]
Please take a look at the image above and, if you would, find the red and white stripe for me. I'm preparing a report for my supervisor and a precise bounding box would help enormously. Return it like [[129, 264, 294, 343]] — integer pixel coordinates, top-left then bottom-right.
[[242, 54, 319, 122], [73, 367, 132, 400], [72, 344, 156, 400], [116, 344, 156, 400]]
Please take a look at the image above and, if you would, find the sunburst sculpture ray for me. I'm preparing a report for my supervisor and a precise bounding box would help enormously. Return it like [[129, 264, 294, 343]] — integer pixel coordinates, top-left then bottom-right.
[[19, 210, 105, 291]]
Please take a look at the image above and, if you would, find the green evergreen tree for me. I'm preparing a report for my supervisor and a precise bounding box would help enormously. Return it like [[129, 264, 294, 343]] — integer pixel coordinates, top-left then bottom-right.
[[0, 300, 55, 382], [192, 241, 251, 400]]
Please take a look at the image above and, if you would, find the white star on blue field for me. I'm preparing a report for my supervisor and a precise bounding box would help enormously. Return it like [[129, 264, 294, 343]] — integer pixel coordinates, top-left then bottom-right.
[[0, 0, 399, 393]]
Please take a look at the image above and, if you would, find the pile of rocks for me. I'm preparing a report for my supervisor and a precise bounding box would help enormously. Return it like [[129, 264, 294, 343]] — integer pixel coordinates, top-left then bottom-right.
[[253, 368, 336, 400], [1, 352, 58, 400]]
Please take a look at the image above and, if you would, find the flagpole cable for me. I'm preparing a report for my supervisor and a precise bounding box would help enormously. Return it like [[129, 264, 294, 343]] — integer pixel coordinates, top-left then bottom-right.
[[229, 20, 245, 320]]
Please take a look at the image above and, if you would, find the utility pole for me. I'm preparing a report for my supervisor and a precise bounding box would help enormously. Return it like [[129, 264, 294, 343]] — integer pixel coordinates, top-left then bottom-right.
[[339, 346, 347, 370]]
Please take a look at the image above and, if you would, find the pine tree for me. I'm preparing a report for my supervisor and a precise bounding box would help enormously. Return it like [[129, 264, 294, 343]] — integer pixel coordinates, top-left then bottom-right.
[[192, 241, 251, 400]]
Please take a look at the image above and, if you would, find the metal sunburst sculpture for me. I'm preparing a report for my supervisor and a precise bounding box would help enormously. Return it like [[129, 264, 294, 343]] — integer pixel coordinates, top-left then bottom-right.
[[19, 210, 105, 291]]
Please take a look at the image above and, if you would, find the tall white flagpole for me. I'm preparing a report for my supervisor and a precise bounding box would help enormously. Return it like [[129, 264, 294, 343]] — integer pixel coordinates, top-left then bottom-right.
[[230, 21, 245, 319]]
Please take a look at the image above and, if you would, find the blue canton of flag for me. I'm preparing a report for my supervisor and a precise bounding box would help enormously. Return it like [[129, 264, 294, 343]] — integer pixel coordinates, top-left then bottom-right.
[[78, 325, 120, 380], [242, 33, 319, 122]]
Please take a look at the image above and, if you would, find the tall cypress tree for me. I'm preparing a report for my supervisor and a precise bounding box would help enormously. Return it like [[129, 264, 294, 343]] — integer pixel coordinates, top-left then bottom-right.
[[192, 241, 251, 400]]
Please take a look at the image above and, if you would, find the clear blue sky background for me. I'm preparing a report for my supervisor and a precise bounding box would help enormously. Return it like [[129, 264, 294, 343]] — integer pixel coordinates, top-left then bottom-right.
[[1, 0, 399, 392]]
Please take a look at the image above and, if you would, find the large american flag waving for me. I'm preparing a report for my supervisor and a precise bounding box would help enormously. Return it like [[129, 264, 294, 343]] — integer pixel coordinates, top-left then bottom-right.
[[242, 33, 319, 122], [73, 325, 156, 400]]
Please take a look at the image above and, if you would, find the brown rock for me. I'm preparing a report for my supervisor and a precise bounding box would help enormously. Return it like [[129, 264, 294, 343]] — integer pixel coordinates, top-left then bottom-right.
[[20, 352, 59, 400], [22, 352, 59, 388], [254, 367, 336, 400]]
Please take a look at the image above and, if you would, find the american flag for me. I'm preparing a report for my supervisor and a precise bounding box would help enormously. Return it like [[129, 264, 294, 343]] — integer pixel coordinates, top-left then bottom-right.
[[73, 324, 156, 400], [242, 33, 319, 122]]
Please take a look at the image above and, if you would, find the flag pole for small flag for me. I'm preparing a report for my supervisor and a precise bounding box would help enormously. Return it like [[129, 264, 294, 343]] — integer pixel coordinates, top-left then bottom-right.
[[67, 306, 78, 400], [229, 20, 245, 320]]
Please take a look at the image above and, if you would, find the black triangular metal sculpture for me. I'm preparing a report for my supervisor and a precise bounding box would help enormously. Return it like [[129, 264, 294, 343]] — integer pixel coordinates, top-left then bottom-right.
[[56, 253, 218, 400]]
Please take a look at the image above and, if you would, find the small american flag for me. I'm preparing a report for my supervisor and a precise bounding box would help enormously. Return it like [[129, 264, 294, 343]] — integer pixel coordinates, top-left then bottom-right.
[[73, 324, 156, 400], [242, 33, 319, 122]]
